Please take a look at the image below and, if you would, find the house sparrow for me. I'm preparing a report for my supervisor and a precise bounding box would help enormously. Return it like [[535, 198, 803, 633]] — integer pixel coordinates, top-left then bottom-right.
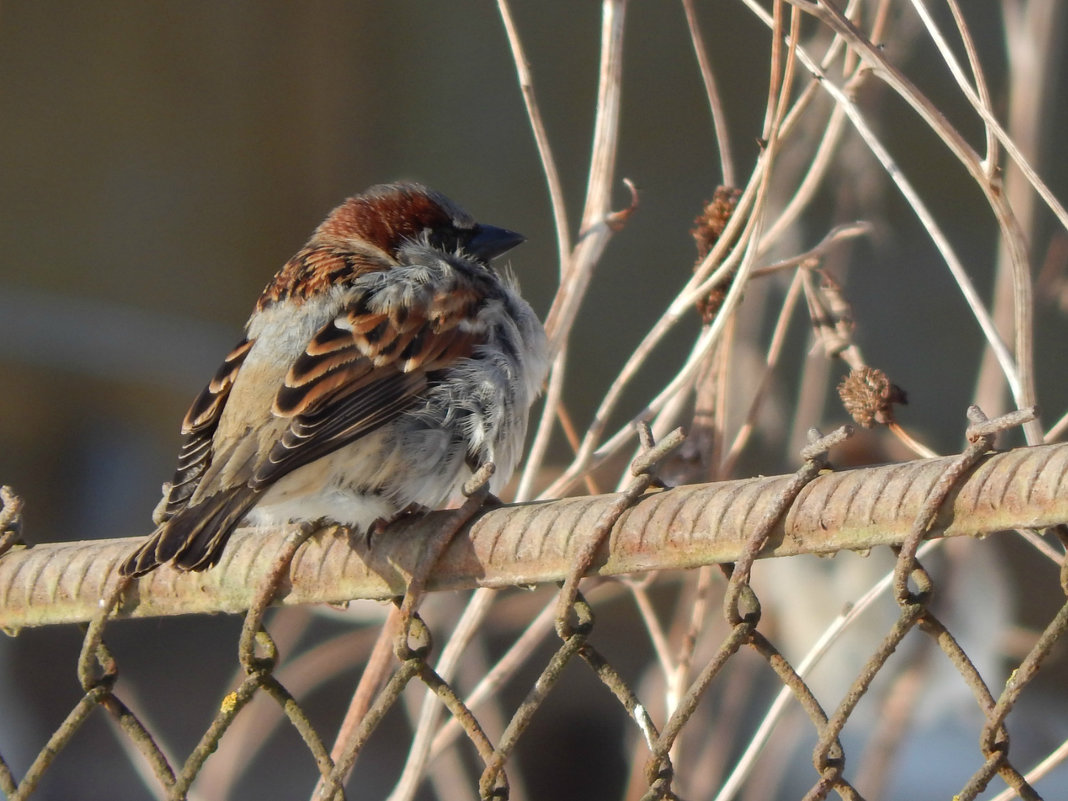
[[121, 183, 549, 576]]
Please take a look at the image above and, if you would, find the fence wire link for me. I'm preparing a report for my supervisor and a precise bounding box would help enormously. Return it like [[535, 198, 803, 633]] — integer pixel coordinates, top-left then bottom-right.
[[2, 408, 1067, 800], [0, 488, 23, 562]]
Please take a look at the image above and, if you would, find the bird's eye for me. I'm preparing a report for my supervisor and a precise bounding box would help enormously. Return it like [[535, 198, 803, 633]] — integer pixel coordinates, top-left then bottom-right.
[[426, 226, 466, 254]]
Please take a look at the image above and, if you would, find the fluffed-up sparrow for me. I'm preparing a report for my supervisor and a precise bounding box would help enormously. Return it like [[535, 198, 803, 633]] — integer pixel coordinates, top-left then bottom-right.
[[121, 183, 549, 576]]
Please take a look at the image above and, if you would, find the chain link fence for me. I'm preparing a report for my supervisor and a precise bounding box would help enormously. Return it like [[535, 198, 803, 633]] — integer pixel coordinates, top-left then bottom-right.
[[3, 414, 1068, 799], [4, 1, 1068, 799]]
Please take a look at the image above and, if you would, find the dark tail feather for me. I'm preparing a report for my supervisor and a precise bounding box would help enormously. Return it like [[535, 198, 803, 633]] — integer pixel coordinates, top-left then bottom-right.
[[119, 486, 260, 576], [120, 531, 167, 577]]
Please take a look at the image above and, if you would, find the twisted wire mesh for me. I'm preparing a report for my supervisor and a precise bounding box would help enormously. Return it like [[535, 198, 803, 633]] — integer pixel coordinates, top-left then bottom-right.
[[2, 415, 1067, 799]]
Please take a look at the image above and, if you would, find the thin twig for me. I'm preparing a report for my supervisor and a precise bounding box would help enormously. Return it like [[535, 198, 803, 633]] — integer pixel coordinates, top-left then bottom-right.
[[496, 0, 571, 272], [719, 268, 805, 476], [542, 0, 629, 354], [681, 0, 736, 187], [788, 0, 1041, 442], [942, 0, 999, 174], [515, 347, 567, 502], [541, 143, 779, 499], [743, 0, 1025, 407]]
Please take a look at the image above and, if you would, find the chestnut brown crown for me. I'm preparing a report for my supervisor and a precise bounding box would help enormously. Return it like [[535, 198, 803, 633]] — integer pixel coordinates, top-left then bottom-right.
[[259, 183, 523, 309]]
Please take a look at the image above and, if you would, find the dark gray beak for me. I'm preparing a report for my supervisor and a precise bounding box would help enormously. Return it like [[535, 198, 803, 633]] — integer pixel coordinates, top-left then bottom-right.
[[467, 224, 525, 261]]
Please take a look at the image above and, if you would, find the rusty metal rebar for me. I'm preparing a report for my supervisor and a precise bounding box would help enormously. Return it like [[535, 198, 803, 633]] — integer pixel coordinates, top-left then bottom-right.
[[1, 442, 1066, 630]]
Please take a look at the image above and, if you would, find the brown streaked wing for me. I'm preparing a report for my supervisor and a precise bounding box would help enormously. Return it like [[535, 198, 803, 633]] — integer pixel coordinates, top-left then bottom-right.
[[251, 293, 483, 489], [161, 338, 253, 519], [273, 318, 377, 416], [182, 338, 253, 432], [258, 244, 392, 309]]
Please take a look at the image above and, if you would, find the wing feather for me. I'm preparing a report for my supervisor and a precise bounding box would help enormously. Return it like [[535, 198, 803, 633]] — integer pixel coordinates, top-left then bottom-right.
[[254, 289, 483, 488], [182, 338, 254, 432], [161, 338, 253, 520], [122, 273, 490, 578]]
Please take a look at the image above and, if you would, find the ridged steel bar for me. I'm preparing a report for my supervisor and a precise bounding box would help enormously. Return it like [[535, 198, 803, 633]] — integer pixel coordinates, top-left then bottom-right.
[[1, 442, 1066, 629]]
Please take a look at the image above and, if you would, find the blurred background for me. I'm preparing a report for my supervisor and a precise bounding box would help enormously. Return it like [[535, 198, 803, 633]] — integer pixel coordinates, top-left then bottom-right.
[[2, 2, 1067, 800]]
